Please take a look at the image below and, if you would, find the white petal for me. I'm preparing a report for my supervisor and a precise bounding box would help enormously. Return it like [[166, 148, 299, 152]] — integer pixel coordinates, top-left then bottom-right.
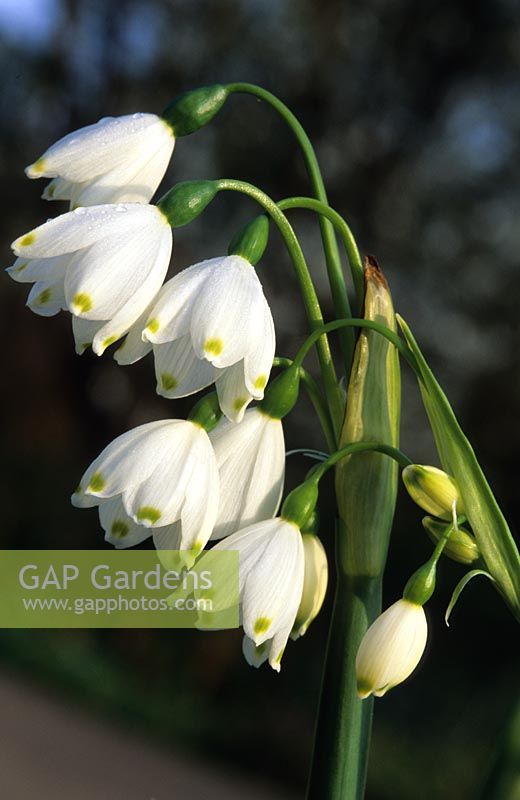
[[26, 114, 173, 183], [153, 522, 198, 570], [142, 261, 211, 344], [42, 177, 75, 201], [243, 297, 276, 398], [99, 497, 152, 549], [242, 635, 269, 669], [12, 203, 160, 259], [190, 255, 266, 368], [178, 437, 219, 549], [76, 420, 176, 502], [6, 254, 68, 284], [26, 279, 66, 317], [153, 336, 218, 398], [64, 207, 170, 320], [241, 519, 303, 646], [113, 301, 156, 366], [211, 519, 277, 594], [210, 410, 285, 539], [215, 363, 253, 423], [122, 422, 210, 528], [91, 227, 171, 355], [72, 316, 106, 355], [73, 135, 174, 206]]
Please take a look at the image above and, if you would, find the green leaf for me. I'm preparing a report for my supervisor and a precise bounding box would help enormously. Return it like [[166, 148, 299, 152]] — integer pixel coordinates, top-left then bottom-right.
[[398, 315, 520, 621]]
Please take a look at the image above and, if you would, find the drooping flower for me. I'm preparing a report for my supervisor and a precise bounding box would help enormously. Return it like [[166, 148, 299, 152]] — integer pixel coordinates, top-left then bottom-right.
[[72, 419, 219, 555], [141, 255, 275, 422], [356, 598, 428, 698], [212, 517, 305, 671], [209, 407, 285, 540], [9, 204, 172, 356], [25, 113, 175, 207]]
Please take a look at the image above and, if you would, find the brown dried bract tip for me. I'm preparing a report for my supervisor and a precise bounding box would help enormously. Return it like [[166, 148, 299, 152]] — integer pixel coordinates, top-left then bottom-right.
[[364, 254, 389, 289]]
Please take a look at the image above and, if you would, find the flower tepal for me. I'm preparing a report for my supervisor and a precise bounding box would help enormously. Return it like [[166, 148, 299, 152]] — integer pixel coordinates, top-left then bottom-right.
[[143, 255, 275, 422], [213, 517, 305, 671], [25, 113, 175, 207], [209, 407, 285, 540], [72, 419, 219, 555], [9, 204, 172, 356]]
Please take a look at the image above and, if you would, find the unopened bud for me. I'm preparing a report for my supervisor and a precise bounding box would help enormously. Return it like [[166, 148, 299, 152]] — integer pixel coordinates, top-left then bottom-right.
[[422, 516, 479, 565], [291, 534, 328, 639], [402, 464, 464, 520]]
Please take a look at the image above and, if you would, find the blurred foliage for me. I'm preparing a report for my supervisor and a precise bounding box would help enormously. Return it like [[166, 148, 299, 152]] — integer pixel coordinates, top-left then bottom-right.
[[1, 0, 520, 798]]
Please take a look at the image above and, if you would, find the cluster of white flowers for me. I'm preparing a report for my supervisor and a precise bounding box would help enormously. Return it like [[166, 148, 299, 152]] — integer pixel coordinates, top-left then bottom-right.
[[9, 113, 328, 670]]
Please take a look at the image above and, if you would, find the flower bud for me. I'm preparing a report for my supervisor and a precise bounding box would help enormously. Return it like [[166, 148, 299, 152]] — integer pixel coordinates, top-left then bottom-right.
[[422, 516, 479, 565], [162, 85, 228, 136], [291, 534, 328, 639], [402, 464, 464, 520], [228, 215, 269, 266], [157, 180, 218, 228], [356, 598, 427, 698]]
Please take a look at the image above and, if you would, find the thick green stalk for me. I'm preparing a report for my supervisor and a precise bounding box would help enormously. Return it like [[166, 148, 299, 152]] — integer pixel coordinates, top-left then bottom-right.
[[307, 565, 380, 800], [225, 82, 354, 375], [215, 178, 344, 435]]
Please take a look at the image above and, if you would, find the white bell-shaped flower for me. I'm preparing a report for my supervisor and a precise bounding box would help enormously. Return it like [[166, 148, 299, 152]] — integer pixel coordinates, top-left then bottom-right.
[[72, 419, 219, 553], [212, 517, 305, 671], [141, 255, 275, 423], [9, 204, 172, 356], [25, 113, 175, 207], [356, 598, 428, 698], [209, 408, 285, 540]]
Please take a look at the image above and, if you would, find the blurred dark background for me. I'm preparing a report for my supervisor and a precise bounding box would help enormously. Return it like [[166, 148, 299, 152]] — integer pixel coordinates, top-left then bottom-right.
[[1, 0, 520, 798]]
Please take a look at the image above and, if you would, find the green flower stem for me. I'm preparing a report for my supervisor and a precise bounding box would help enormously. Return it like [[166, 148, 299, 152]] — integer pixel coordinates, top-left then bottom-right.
[[215, 178, 344, 435], [292, 318, 419, 373], [225, 82, 353, 374], [274, 357, 336, 452], [277, 196, 364, 314], [310, 440, 413, 482]]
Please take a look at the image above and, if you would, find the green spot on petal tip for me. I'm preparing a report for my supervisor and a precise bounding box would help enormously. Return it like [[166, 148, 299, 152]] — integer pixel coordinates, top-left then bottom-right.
[[253, 617, 272, 635], [136, 506, 162, 524], [111, 520, 129, 538], [19, 233, 36, 247], [254, 374, 267, 391], [36, 288, 52, 305], [161, 373, 177, 391], [72, 293, 93, 314], [204, 337, 224, 357], [87, 472, 105, 493]]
